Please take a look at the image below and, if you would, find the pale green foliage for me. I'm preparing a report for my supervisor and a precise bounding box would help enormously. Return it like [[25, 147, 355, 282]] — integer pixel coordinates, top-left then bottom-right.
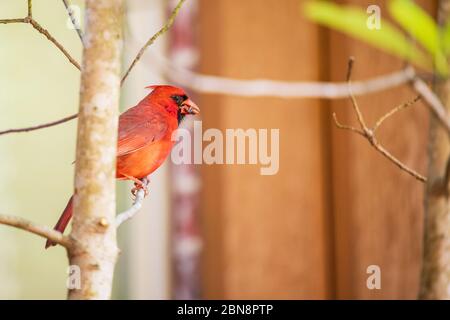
[[440, 20, 450, 56], [304, 0, 450, 76], [389, 0, 447, 75]]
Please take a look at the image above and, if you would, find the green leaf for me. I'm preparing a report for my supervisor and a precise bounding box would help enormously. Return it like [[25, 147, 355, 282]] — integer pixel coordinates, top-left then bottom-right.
[[441, 20, 450, 56], [388, 0, 448, 75], [303, 0, 431, 71]]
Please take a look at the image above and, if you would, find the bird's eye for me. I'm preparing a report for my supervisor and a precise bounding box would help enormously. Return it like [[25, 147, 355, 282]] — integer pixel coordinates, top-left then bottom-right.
[[171, 94, 188, 106]]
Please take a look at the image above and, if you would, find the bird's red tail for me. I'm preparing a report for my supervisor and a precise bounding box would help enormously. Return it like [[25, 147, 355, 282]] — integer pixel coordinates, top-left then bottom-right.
[[45, 196, 74, 249]]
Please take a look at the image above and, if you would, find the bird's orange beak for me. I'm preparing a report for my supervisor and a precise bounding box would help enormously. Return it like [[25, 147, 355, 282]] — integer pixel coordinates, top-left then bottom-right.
[[181, 99, 200, 115]]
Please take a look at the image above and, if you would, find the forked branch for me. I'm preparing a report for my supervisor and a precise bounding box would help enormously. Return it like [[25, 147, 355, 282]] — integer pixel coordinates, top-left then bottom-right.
[[333, 57, 427, 183], [0, 0, 80, 70]]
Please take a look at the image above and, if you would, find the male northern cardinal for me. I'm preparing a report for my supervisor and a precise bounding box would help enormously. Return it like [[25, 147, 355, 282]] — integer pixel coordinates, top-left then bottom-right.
[[45, 85, 199, 248]]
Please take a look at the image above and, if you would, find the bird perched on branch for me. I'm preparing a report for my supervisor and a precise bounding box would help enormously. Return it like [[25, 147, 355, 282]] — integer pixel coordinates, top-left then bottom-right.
[[45, 85, 199, 248]]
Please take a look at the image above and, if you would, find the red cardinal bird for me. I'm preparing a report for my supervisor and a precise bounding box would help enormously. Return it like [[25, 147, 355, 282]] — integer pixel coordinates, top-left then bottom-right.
[[45, 85, 199, 248]]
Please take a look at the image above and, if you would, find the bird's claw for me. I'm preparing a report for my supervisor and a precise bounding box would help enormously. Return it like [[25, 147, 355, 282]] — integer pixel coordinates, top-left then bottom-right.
[[131, 181, 149, 198]]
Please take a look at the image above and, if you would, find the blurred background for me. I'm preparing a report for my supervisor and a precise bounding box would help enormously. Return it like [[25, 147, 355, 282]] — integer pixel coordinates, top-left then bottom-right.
[[0, 0, 433, 299]]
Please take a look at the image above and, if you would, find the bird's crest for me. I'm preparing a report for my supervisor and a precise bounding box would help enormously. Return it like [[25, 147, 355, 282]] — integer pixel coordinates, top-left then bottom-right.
[[145, 85, 159, 90]]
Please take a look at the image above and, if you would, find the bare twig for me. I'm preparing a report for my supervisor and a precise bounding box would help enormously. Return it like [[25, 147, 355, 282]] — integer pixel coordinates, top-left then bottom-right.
[[334, 58, 426, 183], [62, 0, 84, 44], [373, 95, 421, 133], [121, 0, 186, 84], [0, 113, 78, 136], [0, 0, 81, 70], [27, 0, 32, 17], [116, 177, 149, 227], [332, 113, 365, 137], [0, 0, 87, 137], [0, 18, 27, 24], [411, 78, 450, 135], [28, 19, 81, 70], [164, 61, 416, 98], [0, 213, 72, 248], [346, 58, 368, 129]]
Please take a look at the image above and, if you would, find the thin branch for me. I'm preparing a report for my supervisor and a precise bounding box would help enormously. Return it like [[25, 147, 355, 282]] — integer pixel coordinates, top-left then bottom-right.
[[0, 213, 72, 248], [0, 18, 27, 24], [373, 95, 421, 133], [411, 77, 450, 135], [27, 0, 32, 17], [62, 0, 84, 45], [116, 177, 149, 227], [332, 112, 365, 137], [334, 112, 426, 182], [162, 57, 417, 98], [334, 58, 426, 183], [28, 19, 81, 70], [0, 1, 81, 70], [373, 141, 426, 182], [0, 113, 78, 136], [0, 0, 82, 137], [346, 56, 355, 82], [121, 0, 186, 85], [346, 57, 368, 130]]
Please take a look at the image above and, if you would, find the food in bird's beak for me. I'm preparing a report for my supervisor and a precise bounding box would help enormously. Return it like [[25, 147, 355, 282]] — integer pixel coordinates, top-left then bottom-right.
[[181, 99, 200, 115]]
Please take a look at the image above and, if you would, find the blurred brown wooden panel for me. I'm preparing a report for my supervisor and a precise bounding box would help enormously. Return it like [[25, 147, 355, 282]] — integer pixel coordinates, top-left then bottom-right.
[[198, 0, 433, 299], [328, 0, 432, 299], [198, 0, 334, 299]]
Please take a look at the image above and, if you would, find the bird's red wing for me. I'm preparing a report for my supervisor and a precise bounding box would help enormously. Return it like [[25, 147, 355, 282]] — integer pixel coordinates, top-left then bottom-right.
[[117, 106, 169, 157]]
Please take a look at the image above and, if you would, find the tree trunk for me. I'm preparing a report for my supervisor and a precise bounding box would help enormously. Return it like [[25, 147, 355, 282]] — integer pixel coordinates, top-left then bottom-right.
[[420, 81, 450, 299], [419, 0, 450, 300], [68, 0, 124, 300]]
